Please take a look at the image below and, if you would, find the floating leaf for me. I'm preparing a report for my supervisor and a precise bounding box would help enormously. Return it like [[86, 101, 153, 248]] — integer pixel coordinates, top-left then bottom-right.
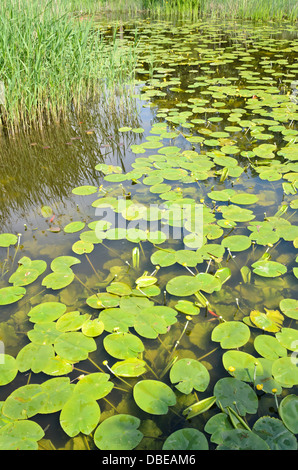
[[56, 311, 91, 332], [221, 235, 251, 252], [64, 221, 85, 233], [0, 355, 18, 385], [94, 414, 143, 450], [279, 298, 298, 320], [73, 373, 113, 400], [9, 257, 47, 287], [40, 377, 73, 414], [174, 300, 200, 316], [111, 358, 147, 377], [250, 309, 284, 332], [252, 417, 297, 450], [279, 395, 298, 434], [133, 380, 176, 415], [54, 332, 96, 362], [211, 321, 250, 349], [133, 306, 177, 339], [254, 335, 287, 360], [0, 420, 44, 450], [216, 429, 270, 450], [60, 395, 100, 437], [16, 343, 55, 373], [0, 286, 26, 306], [162, 428, 209, 450], [169, 358, 210, 394], [251, 260, 287, 278], [272, 357, 298, 388], [103, 333, 144, 360], [214, 377, 258, 416], [0, 233, 18, 248], [2, 384, 47, 420], [222, 351, 263, 382], [28, 302, 67, 324]]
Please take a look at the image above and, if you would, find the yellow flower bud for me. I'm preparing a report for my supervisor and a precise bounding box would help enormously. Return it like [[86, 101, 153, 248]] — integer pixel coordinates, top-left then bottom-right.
[[256, 384, 263, 390]]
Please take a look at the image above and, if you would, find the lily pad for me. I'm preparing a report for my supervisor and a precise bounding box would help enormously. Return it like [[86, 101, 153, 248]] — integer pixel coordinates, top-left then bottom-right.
[[169, 358, 210, 394], [133, 380, 176, 415], [251, 260, 287, 278], [221, 235, 251, 252], [60, 395, 100, 437], [103, 333, 144, 360], [111, 358, 147, 377], [94, 414, 143, 450], [222, 350, 263, 382], [252, 416, 297, 450], [0, 355, 18, 385], [279, 394, 298, 434], [162, 428, 209, 450], [211, 321, 250, 349], [0, 420, 44, 450], [214, 377, 258, 416], [54, 332, 96, 362], [0, 286, 26, 306], [0, 233, 18, 248]]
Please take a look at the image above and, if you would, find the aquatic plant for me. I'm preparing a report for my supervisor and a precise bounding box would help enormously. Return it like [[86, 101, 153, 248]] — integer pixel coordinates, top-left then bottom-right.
[[0, 13, 297, 452]]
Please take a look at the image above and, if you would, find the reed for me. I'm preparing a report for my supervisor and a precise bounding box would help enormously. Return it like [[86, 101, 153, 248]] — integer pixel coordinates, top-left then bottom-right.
[[0, 0, 138, 134], [143, 0, 298, 21]]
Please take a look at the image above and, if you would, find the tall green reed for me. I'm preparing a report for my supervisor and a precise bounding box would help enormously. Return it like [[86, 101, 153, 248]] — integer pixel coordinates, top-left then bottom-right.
[[0, 0, 138, 134]]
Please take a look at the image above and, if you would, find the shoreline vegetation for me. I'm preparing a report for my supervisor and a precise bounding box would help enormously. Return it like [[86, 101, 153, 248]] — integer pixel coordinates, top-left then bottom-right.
[[0, 0, 138, 135], [0, 0, 297, 134]]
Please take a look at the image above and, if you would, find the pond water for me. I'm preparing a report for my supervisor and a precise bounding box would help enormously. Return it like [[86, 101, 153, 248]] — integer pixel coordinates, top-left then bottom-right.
[[0, 15, 297, 450]]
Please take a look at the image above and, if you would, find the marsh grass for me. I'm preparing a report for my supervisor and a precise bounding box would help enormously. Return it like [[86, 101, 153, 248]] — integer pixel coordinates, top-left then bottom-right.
[[143, 0, 298, 21], [0, 0, 138, 134]]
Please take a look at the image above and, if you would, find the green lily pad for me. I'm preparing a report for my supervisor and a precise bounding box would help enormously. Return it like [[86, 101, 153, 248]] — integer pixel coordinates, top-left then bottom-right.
[[111, 358, 147, 377], [103, 333, 144, 359], [252, 416, 297, 450], [162, 428, 209, 450], [98, 307, 135, 333], [2, 384, 47, 419], [254, 335, 287, 360], [279, 395, 298, 434], [166, 275, 201, 297], [72, 185, 98, 195], [64, 221, 85, 233], [0, 355, 18, 385], [222, 350, 263, 382], [220, 205, 255, 222], [250, 309, 284, 332], [211, 321, 250, 349], [174, 300, 200, 316], [73, 373, 114, 400], [169, 358, 210, 394], [214, 377, 258, 416], [251, 260, 287, 278], [0, 420, 44, 450], [133, 306, 177, 339], [86, 293, 120, 309], [221, 235, 251, 252], [150, 249, 176, 267], [9, 257, 47, 287], [54, 332, 96, 362], [16, 343, 55, 373], [272, 357, 298, 388], [60, 395, 100, 437], [276, 327, 298, 351], [0, 286, 26, 306], [94, 414, 143, 450], [81, 318, 105, 337], [40, 377, 74, 414], [217, 429, 270, 450], [56, 311, 91, 332], [28, 302, 67, 323], [230, 193, 259, 205], [72, 240, 94, 254], [133, 380, 176, 415], [106, 282, 132, 296], [279, 298, 298, 320], [0, 233, 18, 248]]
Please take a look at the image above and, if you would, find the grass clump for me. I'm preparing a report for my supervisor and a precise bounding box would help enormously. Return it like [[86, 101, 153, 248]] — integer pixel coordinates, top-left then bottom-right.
[[0, 0, 137, 134], [143, 0, 298, 21]]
